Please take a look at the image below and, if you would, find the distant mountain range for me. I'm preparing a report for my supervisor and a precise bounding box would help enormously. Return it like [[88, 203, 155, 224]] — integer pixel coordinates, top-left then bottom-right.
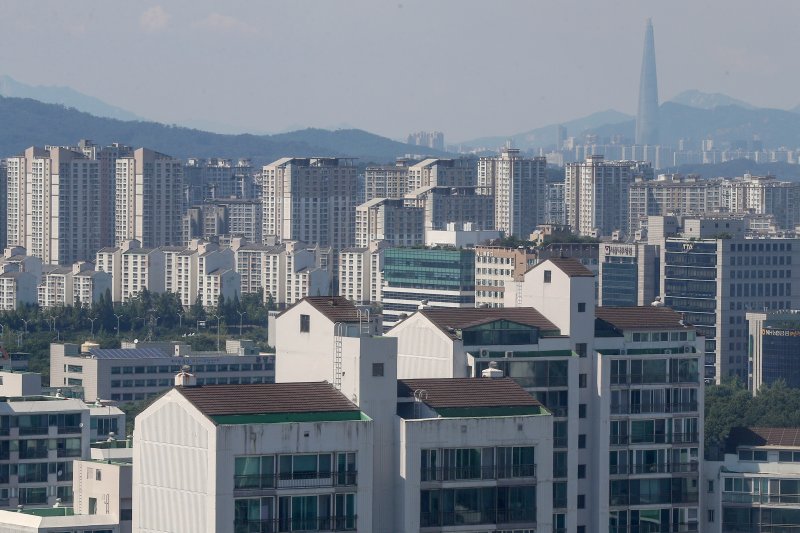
[[668, 89, 757, 110], [0, 96, 448, 163]]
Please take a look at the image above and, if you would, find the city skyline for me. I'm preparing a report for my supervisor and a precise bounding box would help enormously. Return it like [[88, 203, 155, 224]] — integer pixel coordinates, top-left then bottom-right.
[[0, 1, 798, 141]]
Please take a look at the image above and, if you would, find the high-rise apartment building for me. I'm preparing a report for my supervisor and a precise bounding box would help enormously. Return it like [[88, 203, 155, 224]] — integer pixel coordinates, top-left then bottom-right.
[[565, 155, 653, 237], [474, 245, 537, 308], [546, 181, 566, 225], [6, 146, 102, 265], [338, 241, 385, 305], [0, 161, 6, 252], [405, 186, 495, 231], [262, 157, 358, 252], [355, 198, 424, 248], [478, 148, 547, 237], [406, 131, 444, 151], [115, 148, 183, 248], [406, 158, 475, 191], [364, 159, 413, 202]]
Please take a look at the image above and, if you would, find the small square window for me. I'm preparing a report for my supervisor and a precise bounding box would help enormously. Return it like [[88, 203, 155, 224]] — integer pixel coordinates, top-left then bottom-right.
[[372, 363, 384, 377], [300, 314, 310, 333], [575, 343, 587, 358], [578, 302, 586, 313], [544, 270, 552, 283]]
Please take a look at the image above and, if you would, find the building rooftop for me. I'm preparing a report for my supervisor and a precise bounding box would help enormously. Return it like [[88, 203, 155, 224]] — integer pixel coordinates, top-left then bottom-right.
[[416, 307, 560, 339], [87, 347, 169, 359], [541, 257, 595, 277], [595, 306, 693, 332], [280, 296, 365, 323], [175, 382, 364, 424], [727, 427, 800, 452], [397, 377, 545, 417]]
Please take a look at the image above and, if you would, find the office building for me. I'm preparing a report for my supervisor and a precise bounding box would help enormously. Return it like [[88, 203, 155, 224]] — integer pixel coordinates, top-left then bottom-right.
[[477, 148, 547, 237], [747, 310, 800, 390], [635, 18, 659, 146], [704, 427, 800, 533], [655, 216, 800, 382], [364, 159, 413, 202], [599, 242, 660, 307], [115, 148, 183, 248], [261, 157, 358, 251], [406, 158, 474, 191], [6, 147, 101, 265], [565, 155, 653, 237], [381, 248, 475, 330], [354, 198, 424, 248], [50, 340, 275, 403]]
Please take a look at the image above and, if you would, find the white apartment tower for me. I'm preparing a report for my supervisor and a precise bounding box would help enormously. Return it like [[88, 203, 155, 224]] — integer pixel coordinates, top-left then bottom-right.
[[115, 148, 183, 248], [261, 157, 358, 251], [6, 146, 101, 265], [565, 155, 653, 237], [478, 148, 547, 237]]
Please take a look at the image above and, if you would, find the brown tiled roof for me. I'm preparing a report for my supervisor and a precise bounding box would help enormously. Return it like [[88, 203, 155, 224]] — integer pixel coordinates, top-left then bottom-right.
[[417, 308, 560, 339], [544, 257, 595, 277], [278, 296, 364, 322], [175, 382, 359, 417], [397, 377, 542, 409], [727, 427, 800, 451], [596, 306, 692, 331]]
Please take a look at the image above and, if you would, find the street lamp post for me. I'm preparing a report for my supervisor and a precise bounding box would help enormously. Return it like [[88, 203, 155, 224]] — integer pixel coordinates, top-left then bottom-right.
[[20, 319, 28, 334], [237, 311, 246, 338], [114, 314, 123, 338], [211, 314, 221, 351], [177, 312, 183, 329], [88, 317, 97, 338]]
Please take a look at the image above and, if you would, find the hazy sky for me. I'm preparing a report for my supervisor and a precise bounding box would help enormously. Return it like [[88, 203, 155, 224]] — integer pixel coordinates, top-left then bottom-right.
[[1, 0, 799, 142]]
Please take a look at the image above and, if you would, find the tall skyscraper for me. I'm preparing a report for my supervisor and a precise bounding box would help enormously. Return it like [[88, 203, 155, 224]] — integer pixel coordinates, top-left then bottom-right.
[[635, 18, 659, 146], [478, 148, 547, 238], [115, 148, 184, 248], [6, 146, 101, 265]]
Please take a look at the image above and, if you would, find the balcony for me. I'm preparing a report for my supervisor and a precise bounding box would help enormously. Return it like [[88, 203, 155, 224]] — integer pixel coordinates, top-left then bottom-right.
[[610, 462, 699, 475], [56, 448, 82, 458], [610, 402, 699, 415], [234, 471, 357, 491], [420, 508, 536, 528], [610, 432, 699, 446], [723, 492, 800, 505], [610, 524, 698, 533], [18, 426, 49, 436], [234, 516, 357, 533], [610, 374, 699, 386], [420, 464, 536, 483], [57, 425, 82, 435]]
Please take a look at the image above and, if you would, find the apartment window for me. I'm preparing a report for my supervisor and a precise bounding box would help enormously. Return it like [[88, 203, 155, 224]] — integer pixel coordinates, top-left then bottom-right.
[[577, 494, 585, 509], [575, 343, 587, 358], [544, 270, 552, 283], [578, 434, 586, 449], [578, 464, 586, 479], [578, 527, 586, 533], [372, 363, 384, 377], [708, 510, 715, 523], [89, 497, 97, 515], [579, 373, 587, 388], [579, 404, 587, 418], [300, 314, 310, 333], [708, 480, 714, 493], [578, 302, 586, 313]]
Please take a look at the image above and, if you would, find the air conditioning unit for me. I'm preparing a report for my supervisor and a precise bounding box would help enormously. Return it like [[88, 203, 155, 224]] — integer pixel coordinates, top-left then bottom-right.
[[505, 351, 514, 358], [480, 349, 489, 357]]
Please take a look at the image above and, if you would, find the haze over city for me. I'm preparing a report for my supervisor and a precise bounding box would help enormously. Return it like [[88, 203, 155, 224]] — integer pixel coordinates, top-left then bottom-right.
[[2, 0, 799, 140]]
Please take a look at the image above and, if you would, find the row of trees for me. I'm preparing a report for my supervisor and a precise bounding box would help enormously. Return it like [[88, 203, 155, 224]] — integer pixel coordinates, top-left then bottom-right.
[[705, 379, 800, 457]]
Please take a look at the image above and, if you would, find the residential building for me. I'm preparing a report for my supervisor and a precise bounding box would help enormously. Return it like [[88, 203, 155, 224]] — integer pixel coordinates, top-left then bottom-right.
[[364, 159, 413, 202], [338, 242, 385, 305], [354, 198, 424, 248], [0, 269, 38, 310], [599, 242, 660, 307], [406, 131, 444, 151], [381, 248, 475, 330], [171, 241, 238, 308], [704, 427, 800, 533], [406, 158, 475, 191], [405, 185, 495, 231], [478, 148, 547, 237], [424, 223, 500, 248], [183, 199, 263, 245], [115, 148, 183, 248], [546, 182, 566, 226], [50, 341, 275, 403], [474, 245, 537, 308], [184, 157, 255, 203], [261, 157, 358, 251], [133, 380, 372, 533], [0, 161, 5, 253], [654, 216, 800, 382], [233, 240, 331, 307], [565, 155, 653, 237], [38, 262, 111, 309], [6, 147, 101, 265], [747, 310, 800, 390]]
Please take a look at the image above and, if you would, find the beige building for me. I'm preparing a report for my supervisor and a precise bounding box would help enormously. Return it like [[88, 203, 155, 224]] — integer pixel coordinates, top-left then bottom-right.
[[364, 159, 413, 202], [478, 148, 547, 237], [338, 242, 385, 305], [38, 262, 111, 308], [6, 147, 102, 265], [354, 198, 424, 248], [474, 245, 538, 308], [115, 148, 183, 248], [405, 185, 495, 231], [406, 158, 475, 191]]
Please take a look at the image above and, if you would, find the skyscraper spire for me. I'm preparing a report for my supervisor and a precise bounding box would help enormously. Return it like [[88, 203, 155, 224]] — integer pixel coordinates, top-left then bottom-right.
[[635, 18, 659, 146]]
